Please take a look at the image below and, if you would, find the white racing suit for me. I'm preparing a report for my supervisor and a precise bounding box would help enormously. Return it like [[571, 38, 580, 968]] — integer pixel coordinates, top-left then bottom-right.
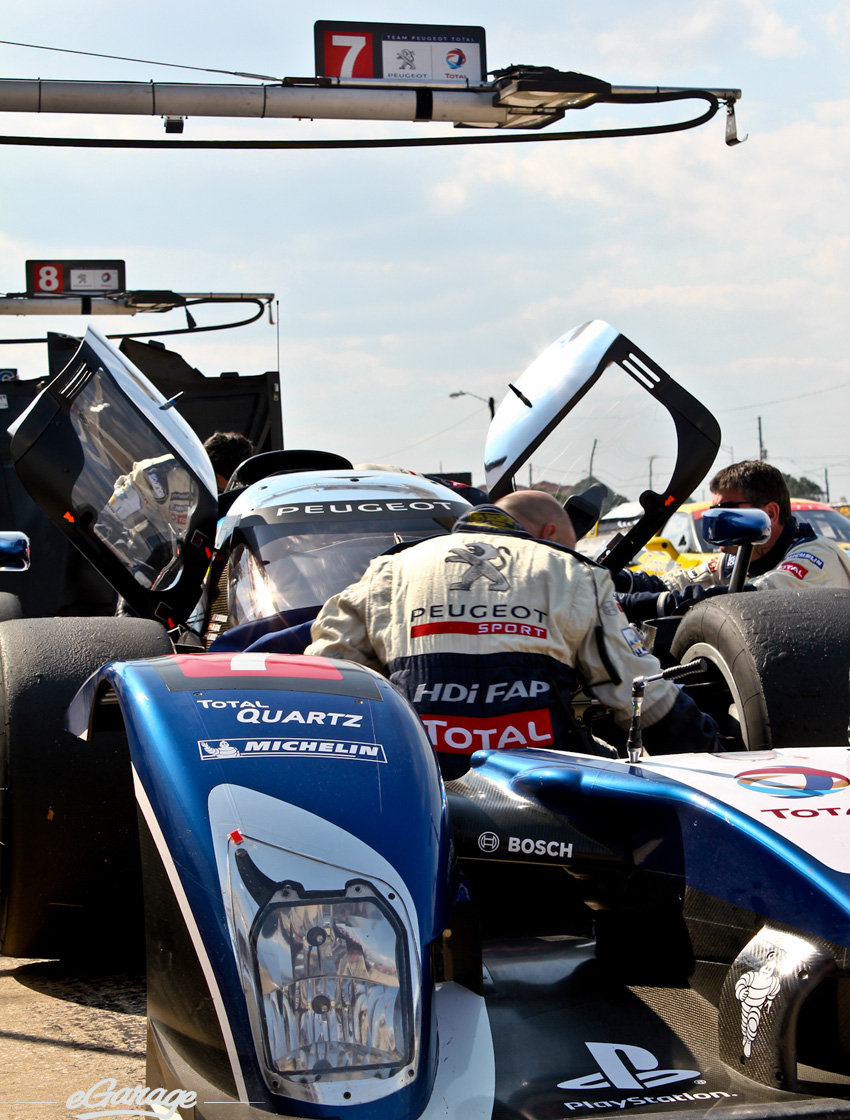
[[618, 518, 850, 621], [306, 512, 717, 776], [104, 454, 197, 589], [666, 519, 850, 593]]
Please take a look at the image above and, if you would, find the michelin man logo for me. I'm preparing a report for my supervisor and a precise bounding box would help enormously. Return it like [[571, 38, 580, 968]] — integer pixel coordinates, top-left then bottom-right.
[[446, 542, 510, 591], [735, 951, 781, 1057], [201, 739, 240, 758]]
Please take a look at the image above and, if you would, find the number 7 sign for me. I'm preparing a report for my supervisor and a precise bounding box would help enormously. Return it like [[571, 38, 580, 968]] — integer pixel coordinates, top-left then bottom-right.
[[321, 30, 373, 78]]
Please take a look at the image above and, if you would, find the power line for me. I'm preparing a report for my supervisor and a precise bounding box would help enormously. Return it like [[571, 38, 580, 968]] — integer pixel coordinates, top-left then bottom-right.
[[719, 378, 850, 413], [0, 38, 280, 81]]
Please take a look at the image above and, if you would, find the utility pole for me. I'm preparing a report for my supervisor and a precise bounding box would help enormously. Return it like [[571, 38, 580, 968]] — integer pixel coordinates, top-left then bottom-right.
[[588, 438, 597, 481], [757, 417, 767, 460], [825, 468, 830, 503]]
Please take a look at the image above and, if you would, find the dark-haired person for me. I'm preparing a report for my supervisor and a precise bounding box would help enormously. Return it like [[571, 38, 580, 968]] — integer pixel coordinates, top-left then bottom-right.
[[203, 431, 254, 492], [617, 461, 850, 621]]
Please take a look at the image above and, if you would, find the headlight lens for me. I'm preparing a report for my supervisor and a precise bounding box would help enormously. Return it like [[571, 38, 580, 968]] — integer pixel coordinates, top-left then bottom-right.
[[226, 835, 421, 1106], [254, 879, 413, 1075]]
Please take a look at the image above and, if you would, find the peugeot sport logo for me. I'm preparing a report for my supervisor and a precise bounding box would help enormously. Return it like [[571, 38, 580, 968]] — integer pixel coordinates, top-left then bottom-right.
[[558, 1043, 699, 1090], [736, 766, 850, 798], [478, 831, 500, 853]]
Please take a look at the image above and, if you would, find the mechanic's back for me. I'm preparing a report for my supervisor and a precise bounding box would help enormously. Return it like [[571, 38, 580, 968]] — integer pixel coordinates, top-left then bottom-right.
[[307, 490, 717, 777]]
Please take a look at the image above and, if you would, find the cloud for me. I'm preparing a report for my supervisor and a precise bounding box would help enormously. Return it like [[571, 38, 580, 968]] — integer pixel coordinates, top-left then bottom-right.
[[741, 0, 804, 58]]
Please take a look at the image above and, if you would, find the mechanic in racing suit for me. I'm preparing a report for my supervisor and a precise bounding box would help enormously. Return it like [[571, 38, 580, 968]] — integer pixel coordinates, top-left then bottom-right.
[[305, 490, 718, 778], [616, 460, 850, 622]]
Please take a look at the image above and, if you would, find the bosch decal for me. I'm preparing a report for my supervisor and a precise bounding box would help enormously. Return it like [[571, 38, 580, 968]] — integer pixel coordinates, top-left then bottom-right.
[[420, 708, 553, 753], [475, 831, 572, 859], [507, 836, 573, 859], [736, 766, 850, 797], [198, 737, 386, 762]]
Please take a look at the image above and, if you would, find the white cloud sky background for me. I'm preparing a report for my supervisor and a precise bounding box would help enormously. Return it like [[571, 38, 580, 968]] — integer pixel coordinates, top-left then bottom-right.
[[0, 0, 848, 502]]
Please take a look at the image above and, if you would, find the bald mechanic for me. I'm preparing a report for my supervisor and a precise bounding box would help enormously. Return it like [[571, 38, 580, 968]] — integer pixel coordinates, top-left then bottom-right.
[[617, 461, 850, 621], [306, 490, 717, 778]]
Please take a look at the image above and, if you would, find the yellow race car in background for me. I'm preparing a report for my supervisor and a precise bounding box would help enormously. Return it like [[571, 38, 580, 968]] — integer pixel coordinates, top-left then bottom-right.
[[579, 498, 850, 576]]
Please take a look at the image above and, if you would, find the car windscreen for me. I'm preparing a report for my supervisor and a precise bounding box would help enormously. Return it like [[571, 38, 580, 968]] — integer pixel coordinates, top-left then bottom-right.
[[228, 515, 456, 626]]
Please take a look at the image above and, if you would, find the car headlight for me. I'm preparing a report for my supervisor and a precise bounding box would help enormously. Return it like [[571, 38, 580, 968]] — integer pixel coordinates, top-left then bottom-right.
[[226, 833, 421, 1106]]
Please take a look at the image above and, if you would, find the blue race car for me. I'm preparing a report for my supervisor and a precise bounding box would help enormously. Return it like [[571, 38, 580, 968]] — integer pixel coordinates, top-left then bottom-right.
[[2, 322, 850, 1119]]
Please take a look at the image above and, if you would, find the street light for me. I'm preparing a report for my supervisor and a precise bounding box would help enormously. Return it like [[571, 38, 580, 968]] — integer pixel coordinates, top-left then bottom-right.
[[450, 391, 496, 419]]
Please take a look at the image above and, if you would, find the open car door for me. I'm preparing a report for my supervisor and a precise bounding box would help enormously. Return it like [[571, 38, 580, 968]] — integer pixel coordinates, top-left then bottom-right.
[[484, 320, 722, 571], [8, 326, 219, 628]]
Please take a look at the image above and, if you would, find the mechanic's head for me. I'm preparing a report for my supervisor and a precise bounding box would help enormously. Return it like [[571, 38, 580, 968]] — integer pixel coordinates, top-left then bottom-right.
[[495, 490, 577, 549], [709, 460, 790, 552], [204, 431, 254, 491]]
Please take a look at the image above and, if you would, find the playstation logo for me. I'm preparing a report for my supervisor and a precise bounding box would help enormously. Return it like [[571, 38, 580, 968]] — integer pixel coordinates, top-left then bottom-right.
[[559, 1043, 699, 1090]]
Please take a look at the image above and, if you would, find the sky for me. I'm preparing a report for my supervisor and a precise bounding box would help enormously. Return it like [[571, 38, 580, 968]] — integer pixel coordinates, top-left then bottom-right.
[[0, 1, 848, 503]]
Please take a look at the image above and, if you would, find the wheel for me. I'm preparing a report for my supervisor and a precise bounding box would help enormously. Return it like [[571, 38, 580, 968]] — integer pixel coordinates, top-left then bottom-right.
[[669, 588, 850, 750], [0, 616, 172, 959], [0, 594, 22, 622]]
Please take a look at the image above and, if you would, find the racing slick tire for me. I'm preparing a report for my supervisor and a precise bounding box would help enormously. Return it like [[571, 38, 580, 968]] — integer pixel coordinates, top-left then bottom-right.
[[0, 616, 172, 959], [0, 594, 22, 622], [669, 587, 850, 751]]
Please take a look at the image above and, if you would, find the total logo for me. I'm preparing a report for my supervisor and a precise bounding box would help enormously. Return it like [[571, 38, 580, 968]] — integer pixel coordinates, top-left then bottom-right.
[[446, 48, 466, 69], [736, 766, 850, 798]]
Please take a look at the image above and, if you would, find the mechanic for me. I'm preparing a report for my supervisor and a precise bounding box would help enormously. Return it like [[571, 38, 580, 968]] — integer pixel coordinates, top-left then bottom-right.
[[305, 490, 718, 778], [616, 461, 850, 621]]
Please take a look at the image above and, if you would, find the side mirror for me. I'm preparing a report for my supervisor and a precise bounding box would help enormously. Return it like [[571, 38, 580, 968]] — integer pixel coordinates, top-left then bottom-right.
[[701, 507, 770, 547], [701, 507, 770, 594], [0, 532, 30, 571]]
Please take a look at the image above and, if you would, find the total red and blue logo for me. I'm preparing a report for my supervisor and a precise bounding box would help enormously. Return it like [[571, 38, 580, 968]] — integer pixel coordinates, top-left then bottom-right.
[[446, 49, 466, 69], [736, 766, 850, 798]]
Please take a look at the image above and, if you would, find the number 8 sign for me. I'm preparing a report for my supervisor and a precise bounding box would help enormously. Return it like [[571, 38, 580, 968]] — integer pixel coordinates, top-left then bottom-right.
[[31, 263, 63, 293], [25, 260, 126, 296]]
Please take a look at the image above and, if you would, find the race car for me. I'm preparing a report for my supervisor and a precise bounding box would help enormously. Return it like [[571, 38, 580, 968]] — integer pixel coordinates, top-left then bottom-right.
[[2, 321, 850, 1119]]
